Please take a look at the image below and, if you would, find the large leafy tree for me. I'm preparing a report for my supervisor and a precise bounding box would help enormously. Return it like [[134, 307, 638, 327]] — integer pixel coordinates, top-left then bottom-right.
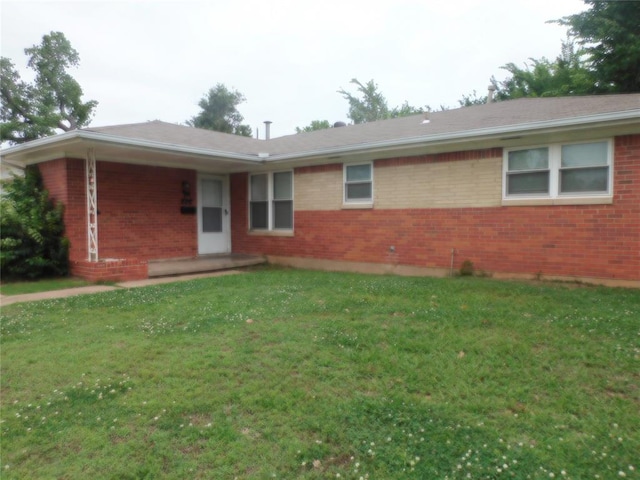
[[1, 31, 98, 144], [187, 84, 252, 137], [459, 1, 639, 103], [496, 39, 595, 99], [556, 0, 640, 93], [0, 167, 69, 279], [338, 78, 425, 124], [338, 78, 390, 124]]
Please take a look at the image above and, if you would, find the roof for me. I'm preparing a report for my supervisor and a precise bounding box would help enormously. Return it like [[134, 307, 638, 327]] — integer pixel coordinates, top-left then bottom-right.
[[87, 121, 261, 155], [2, 94, 639, 170]]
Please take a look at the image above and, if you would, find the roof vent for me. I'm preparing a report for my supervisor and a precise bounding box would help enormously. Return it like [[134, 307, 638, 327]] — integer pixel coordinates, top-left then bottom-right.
[[487, 85, 496, 103], [333, 121, 347, 128]]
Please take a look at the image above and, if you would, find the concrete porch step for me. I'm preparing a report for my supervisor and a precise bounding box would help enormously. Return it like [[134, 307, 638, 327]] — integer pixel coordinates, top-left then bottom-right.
[[148, 254, 266, 278]]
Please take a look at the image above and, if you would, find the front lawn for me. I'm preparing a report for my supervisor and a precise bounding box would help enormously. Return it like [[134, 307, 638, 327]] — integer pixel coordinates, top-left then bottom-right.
[[1, 269, 638, 479]]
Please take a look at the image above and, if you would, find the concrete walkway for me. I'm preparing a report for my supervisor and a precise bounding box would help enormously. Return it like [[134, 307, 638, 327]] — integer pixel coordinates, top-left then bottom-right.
[[0, 270, 243, 307]]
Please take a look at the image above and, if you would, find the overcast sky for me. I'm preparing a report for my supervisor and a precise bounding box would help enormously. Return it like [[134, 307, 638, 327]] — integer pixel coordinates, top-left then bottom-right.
[[1, 0, 587, 139]]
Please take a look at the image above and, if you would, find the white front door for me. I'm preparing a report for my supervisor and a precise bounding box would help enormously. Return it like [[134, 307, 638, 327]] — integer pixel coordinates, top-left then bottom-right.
[[198, 174, 230, 254]]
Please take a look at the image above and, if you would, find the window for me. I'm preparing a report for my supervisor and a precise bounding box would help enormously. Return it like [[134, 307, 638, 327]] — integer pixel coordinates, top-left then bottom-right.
[[250, 171, 293, 230], [272, 171, 293, 229], [504, 140, 611, 199], [250, 174, 268, 229], [506, 147, 550, 195], [344, 163, 373, 203], [201, 179, 223, 232], [560, 142, 609, 193]]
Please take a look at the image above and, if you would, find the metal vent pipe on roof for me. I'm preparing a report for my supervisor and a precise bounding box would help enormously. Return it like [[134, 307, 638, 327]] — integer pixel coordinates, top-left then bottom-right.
[[487, 85, 496, 103], [264, 121, 272, 140]]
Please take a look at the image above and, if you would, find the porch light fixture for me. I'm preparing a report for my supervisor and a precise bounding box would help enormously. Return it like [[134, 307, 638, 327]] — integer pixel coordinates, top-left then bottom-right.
[[181, 181, 192, 204], [180, 180, 196, 214]]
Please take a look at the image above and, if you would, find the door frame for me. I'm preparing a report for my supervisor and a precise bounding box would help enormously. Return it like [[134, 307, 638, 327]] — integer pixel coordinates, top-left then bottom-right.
[[197, 173, 231, 255]]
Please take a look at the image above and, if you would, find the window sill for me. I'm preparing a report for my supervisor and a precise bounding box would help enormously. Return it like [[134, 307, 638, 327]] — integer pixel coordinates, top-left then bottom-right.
[[342, 202, 373, 210], [502, 196, 613, 207], [248, 229, 294, 237]]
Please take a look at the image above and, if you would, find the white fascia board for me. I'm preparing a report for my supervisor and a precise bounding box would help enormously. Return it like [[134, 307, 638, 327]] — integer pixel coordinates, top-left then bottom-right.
[[265, 110, 640, 163]]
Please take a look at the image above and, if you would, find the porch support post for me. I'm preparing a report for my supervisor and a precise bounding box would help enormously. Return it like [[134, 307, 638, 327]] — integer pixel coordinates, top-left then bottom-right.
[[86, 148, 99, 262]]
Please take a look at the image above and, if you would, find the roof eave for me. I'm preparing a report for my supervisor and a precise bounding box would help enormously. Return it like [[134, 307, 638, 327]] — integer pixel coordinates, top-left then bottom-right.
[[2, 109, 638, 167], [0, 130, 264, 166]]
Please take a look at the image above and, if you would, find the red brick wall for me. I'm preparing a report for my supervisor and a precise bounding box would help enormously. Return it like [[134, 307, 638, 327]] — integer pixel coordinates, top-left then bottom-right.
[[231, 135, 640, 282], [39, 158, 88, 262], [96, 162, 197, 260], [71, 258, 148, 282], [39, 159, 198, 265]]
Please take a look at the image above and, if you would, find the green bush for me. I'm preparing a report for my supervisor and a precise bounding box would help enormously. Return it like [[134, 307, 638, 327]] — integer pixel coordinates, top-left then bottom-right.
[[0, 166, 69, 279]]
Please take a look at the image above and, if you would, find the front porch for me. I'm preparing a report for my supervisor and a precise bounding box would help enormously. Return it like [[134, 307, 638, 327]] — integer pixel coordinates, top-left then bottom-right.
[[148, 254, 267, 278]]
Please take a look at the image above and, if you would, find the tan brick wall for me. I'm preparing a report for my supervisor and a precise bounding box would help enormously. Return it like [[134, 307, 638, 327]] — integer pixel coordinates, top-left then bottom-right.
[[293, 154, 503, 211], [375, 157, 502, 209], [294, 167, 343, 211]]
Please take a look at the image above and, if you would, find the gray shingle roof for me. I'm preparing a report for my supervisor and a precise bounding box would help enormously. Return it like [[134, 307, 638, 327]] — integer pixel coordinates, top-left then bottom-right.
[[85, 95, 640, 158], [86, 120, 261, 155]]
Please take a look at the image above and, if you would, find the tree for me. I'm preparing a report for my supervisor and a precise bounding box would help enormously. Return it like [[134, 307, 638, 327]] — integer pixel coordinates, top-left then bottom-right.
[[458, 89, 489, 107], [556, 0, 640, 93], [338, 78, 425, 124], [295, 120, 332, 134], [338, 78, 389, 123], [1, 31, 98, 144], [496, 38, 595, 100], [459, 1, 640, 103], [390, 100, 426, 118], [0, 167, 69, 279], [187, 84, 252, 137]]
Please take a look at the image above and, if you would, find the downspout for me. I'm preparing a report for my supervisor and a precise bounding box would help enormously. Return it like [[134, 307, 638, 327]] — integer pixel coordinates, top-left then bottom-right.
[[450, 248, 456, 277]]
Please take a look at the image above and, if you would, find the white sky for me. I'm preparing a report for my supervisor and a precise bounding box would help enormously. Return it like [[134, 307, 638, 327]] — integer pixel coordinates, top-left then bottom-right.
[[1, 0, 587, 139]]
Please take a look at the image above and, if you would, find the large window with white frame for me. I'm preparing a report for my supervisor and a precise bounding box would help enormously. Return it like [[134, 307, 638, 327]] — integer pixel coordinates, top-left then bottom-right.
[[250, 171, 293, 230], [344, 163, 373, 203], [504, 140, 612, 199]]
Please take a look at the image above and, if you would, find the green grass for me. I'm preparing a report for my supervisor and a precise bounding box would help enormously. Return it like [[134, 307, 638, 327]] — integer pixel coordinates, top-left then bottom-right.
[[1, 268, 638, 479], [0, 277, 93, 296]]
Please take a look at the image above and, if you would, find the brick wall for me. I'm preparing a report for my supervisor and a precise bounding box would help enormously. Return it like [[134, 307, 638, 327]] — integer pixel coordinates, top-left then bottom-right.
[[39, 159, 198, 279], [375, 156, 502, 209], [71, 258, 148, 282], [39, 158, 88, 262], [95, 162, 197, 260], [231, 135, 640, 282], [294, 164, 343, 211]]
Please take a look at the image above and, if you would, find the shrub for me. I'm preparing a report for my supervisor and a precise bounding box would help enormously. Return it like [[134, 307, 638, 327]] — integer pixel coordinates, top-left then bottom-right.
[[0, 166, 69, 279], [459, 259, 475, 276]]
